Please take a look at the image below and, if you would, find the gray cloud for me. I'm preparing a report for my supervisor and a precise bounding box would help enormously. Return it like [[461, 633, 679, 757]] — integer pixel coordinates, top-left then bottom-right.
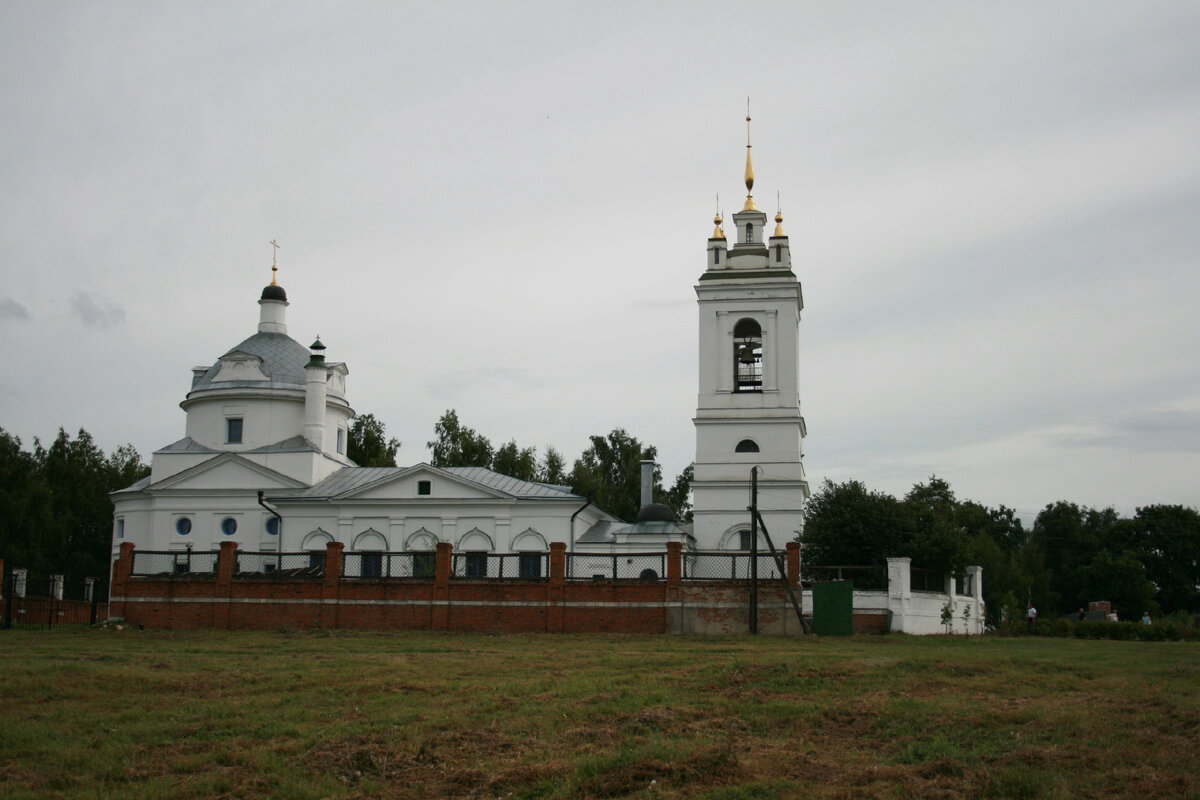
[[0, 297, 29, 321], [71, 292, 125, 329]]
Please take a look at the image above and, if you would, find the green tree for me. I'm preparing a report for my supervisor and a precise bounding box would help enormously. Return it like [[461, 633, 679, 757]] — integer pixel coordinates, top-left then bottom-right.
[[570, 429, 660, 522], [1030, 501, 1119, 615], [1078, 549, 1157, 619], [664, 463, 694, 523], [958, 502, 1031, 626], [0, 429, 55, 576], [348, 413, 401, 467], [538, 446, 568, 486], [427, 410, 493, 468], [1124, 505, 1200, 614], [801, 479, 909, 568], [493, 440, 539, 482], [903, 476, 968, 576]]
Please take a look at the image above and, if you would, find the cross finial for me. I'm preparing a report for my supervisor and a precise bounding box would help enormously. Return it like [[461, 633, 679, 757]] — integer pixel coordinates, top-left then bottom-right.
[[743, 98, 756, 210], [269, 239, 280, 285]]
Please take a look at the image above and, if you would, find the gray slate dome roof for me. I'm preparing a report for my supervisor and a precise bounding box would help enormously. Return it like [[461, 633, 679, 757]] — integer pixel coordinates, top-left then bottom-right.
[[190, 331, 311, 392], [636, 502, 676, 523], [260, 283, 287, 302]]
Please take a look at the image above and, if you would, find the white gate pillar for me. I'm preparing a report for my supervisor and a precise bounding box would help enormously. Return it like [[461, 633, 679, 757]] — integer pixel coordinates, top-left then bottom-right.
[[887, 557, 912, 633]]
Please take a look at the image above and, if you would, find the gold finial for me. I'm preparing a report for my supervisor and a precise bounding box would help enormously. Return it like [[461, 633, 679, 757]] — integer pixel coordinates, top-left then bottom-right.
[[712, 193, 726, 239], [743, 97, 756, 211], [774, 191, 785, 237], [269, 239, 280, 285]]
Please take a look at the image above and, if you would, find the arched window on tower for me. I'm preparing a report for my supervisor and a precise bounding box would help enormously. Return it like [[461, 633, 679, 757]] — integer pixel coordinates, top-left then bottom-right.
[[735, 439, 760, 453], [746, 223, 754, 243], [733, 318, 763, 393]]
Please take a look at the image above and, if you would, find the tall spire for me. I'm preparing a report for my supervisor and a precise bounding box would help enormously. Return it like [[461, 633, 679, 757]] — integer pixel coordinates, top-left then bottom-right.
[[712, 193, 725, 239], [774, 191, 785, 237], [743, 98, 756, 211]]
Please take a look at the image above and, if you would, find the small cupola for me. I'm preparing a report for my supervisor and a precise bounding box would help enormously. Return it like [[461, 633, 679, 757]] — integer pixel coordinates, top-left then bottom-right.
[[768, 197, 792, 270], [258, 241, 289, 334], [307, 337, 326, 368]]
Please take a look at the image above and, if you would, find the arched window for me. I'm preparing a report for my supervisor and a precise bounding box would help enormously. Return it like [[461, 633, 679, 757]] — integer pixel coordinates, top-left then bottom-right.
[[733, 318, 763, 392], [746, 223, 754, 243], [735, 439, 760, 453]]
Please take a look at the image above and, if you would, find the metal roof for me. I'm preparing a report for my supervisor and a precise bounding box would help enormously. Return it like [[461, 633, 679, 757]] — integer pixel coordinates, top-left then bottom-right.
[[244, 435, 321, 454], [190, 332, 311, 392], [154, 436, 218, 455], [577, 520, 693, 543], [291, 464, 583, 501]]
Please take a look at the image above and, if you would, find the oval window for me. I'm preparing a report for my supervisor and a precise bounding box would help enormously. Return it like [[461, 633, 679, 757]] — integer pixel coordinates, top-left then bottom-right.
[[265, 517, 280, 536], [221, 517, 238, 536], [175, 517, 192, 535]]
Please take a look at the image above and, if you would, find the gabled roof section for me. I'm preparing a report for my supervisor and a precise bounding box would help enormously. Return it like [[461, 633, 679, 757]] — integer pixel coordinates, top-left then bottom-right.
[[243, 434, 321, 454], [154, 436, 218, 455], [442, 467, 578, 499], [111, 475, 152, 496], [287, 463, 585, 502], [147, 452, 309, 492]]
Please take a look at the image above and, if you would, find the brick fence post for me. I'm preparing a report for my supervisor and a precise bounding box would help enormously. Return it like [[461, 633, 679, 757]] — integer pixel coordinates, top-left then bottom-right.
[[321, 542, 344, 629], [432, 542, 452, 631], [548, 542, 566, 633], [666, 542, 682, 592], [110, 542, 136, 618], [213, 541, 238, 630], [786, 542, 801, 588]]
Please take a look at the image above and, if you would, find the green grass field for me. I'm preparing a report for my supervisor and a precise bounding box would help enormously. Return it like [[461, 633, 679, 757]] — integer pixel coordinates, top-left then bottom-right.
[[1, 628, 1197, 800]]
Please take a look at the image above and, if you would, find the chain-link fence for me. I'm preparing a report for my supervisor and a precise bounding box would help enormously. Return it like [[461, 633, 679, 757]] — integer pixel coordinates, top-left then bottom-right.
[[342, 551, 436, 579], [566, 553, 666, 581], [234, 551, 324, 578], [451, 552, 549, 580], [129, 550, 219, 577], [683, 552, 786, 581]]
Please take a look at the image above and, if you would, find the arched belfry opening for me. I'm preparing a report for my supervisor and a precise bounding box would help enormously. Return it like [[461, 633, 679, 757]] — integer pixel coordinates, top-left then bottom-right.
[[733, 318, 763, 392]]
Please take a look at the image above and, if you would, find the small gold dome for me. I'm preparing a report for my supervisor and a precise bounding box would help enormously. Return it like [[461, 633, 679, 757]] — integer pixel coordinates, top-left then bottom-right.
[[712, 211, 726, 239], [774, 209, 785, 237]]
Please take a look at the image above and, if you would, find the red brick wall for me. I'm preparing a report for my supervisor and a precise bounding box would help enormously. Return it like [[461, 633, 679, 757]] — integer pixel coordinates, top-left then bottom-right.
[[112, 541, 807, 635]]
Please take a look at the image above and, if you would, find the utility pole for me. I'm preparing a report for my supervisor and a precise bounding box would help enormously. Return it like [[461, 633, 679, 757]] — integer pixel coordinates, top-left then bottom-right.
[[749, 466, 759, 634]]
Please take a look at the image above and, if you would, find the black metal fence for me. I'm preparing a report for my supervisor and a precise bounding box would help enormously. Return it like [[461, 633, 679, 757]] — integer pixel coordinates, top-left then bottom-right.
[[566, 553, 666, 581], [3, 569, 107, 629], [683, 552, 787, 581], [451, 552, 548, 580], [910, 568, 945, 593]]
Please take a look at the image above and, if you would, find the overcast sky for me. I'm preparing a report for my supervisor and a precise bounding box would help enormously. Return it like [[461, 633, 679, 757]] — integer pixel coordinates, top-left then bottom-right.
[[3, 2, 1198, 523]]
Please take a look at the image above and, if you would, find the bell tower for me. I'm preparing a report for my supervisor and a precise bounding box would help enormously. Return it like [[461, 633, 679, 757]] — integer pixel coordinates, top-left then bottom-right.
[[691, 108, 809, 550]]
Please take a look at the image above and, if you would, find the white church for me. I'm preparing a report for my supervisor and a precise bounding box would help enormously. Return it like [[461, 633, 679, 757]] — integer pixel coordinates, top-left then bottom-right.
[[111, 121, 809, 567]]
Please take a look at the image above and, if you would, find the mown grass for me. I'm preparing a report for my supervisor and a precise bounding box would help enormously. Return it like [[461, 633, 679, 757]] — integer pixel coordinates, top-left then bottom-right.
[[1, 629, 1197, 799]]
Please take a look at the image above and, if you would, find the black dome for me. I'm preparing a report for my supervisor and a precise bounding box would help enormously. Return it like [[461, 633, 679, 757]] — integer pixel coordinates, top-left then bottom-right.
[[636, 502, 676, 523], [260, 284, 287, 302]]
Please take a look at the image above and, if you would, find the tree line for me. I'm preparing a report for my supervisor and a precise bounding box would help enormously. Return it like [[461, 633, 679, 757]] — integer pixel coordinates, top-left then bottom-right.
[[801, 477, 1200, 625], [12, 415, 1192, 627], [0, 427, 149, 583]]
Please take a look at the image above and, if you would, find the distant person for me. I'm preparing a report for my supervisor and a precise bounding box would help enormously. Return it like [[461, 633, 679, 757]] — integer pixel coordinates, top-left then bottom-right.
[[1078, 608, 1086, 622], [1141, 612, 1151, 626], [1027, 605, 1037, 631], [1107, 610, 1119, 623]]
